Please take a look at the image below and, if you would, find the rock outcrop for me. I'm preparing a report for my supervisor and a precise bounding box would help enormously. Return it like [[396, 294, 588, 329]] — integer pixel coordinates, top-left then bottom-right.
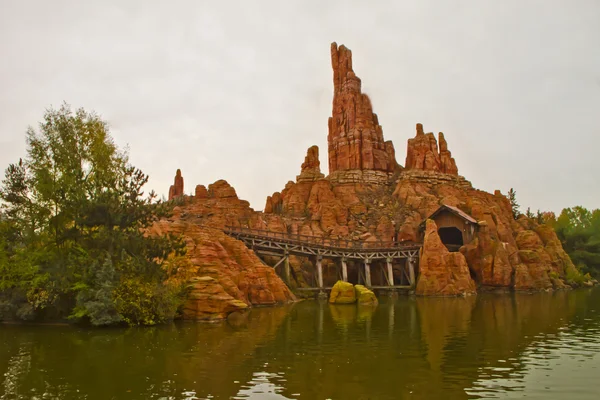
[[152, 187, 296, 320], [405, 124, 458, 175], [416, 220, 477, 296], [183, 276, 249, 320], [329, 280, 357, 304], [168, 169, 184, 200], [328, 43, 397, 181], [355, 285, 378, 305], [297, 145, 325, 182]]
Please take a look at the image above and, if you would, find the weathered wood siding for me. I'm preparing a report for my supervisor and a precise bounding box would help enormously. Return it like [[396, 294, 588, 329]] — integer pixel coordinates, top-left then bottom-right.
[[427, 210, 476, 244]]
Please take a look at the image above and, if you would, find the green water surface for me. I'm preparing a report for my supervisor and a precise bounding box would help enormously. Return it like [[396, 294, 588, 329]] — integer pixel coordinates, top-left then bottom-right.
[[2, 289, 600, 399]]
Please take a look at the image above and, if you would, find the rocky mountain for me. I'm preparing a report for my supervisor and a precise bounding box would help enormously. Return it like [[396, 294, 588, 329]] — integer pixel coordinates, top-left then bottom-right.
[[156, 42, 587, 319]]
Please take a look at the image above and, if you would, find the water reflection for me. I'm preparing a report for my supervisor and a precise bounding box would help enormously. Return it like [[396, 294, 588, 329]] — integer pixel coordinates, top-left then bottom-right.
[[1, 289, 599, 399]]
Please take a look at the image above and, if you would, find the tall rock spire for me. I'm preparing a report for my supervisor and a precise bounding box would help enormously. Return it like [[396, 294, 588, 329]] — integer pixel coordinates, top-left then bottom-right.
[[327, 43, 396, 175]]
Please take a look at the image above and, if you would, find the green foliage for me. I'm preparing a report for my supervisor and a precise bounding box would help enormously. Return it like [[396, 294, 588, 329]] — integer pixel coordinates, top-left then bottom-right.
[[0, 104, 185, 325], [507, 188, 520, 220], [525, 207, 534, 219], [549, 206, 600, 279]]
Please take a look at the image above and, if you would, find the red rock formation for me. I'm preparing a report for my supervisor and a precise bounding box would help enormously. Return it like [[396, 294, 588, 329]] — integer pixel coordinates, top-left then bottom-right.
[[328, 43, 396, 175], [151, 201, 295, 320], [297, 145, 325, 182], [168, 169, 184, 200], [416, 220, 476, 296], [159, 42, 587, 302], [405, 124, 458, 175], [195, 184, 208, 199]]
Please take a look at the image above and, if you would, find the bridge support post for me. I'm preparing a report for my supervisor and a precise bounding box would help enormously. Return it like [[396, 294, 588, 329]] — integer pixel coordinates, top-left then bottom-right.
[[364, 260, 371, 287], [316, 255, 323, 288], [341, 258, 348, 282], [283, 252, 290, 285], [408, 256, 416, 287], [386, 258, 394, 287]]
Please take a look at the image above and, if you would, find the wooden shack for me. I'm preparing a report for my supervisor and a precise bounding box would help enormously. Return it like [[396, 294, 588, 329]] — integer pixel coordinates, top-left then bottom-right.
[[419, 205, 478, 250]]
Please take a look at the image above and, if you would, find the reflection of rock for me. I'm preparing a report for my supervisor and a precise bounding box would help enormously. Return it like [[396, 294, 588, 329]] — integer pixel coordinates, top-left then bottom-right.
[[355, 285, 378, 305], [416, 296, 477, 372], [329, 281, 356, 304], [357, 304, 377, 321], [227, 310, 249, 329], [329, 303, 358, 327]]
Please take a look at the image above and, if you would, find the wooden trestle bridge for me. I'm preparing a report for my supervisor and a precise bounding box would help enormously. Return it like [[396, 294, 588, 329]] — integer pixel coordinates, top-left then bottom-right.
[[223, 226, 421, 291]]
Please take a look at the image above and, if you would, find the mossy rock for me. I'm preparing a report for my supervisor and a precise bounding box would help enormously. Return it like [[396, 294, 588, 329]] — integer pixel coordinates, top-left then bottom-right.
[[355, 284, 378, 306], [329, 281, 356, 304]]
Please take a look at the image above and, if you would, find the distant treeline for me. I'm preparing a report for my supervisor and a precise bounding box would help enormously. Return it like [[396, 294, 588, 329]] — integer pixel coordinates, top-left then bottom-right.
[[0, 105, 186, 326]]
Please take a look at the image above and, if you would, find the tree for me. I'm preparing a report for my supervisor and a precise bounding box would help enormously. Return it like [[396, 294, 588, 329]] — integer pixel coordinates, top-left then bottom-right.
[[525, 207, 534, 219], [549, 206, 600, 278], [0, 104, 185, 325], [507, 188, 520, 220]]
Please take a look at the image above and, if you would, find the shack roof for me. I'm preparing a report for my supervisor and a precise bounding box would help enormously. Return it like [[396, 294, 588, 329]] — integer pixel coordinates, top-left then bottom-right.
[[419, 204, 478, 227]]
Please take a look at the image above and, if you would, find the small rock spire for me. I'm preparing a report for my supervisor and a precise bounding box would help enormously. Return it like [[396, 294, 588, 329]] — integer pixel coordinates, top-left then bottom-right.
[[168, 169, 184, 200]]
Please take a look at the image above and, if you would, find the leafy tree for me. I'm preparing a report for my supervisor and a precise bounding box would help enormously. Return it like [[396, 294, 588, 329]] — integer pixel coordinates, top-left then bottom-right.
[[548, 206, 600, 278], [507, 188, 520, 220], [0, 104, 185, 325]]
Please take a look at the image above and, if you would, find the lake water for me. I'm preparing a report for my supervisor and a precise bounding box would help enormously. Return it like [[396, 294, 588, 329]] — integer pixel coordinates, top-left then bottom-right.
[[2, 288, 600, 399]]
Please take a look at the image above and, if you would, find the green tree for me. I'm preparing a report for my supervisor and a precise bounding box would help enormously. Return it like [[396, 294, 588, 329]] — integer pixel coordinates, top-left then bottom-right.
[[0, 104, 185, 325], [549, 206, 600, 278], [507, 188, 520, 220]]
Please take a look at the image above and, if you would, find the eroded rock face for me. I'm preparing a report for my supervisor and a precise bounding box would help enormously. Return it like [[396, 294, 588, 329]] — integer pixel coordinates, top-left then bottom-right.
[[416, 220, 476, 296], [168, 169, 184, 200], [405, 124, 458, 175], [297, 145, 325, 182], [195, 185, 208, 199], [328, 42, 397, 175], [183, 276, 248, 320], [329, 280, 356, 304], [355, 284, 378, 305], [151, 207, 296, 320]]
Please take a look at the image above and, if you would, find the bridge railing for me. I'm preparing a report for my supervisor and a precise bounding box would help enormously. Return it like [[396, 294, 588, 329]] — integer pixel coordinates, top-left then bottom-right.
[[223, 226, 420, 251]]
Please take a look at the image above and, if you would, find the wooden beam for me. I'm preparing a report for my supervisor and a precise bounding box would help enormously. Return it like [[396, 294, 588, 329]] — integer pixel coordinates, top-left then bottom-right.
[[364, 260, 372, 287], [316, 255, 323, 288], [283, 253, 290, 285], [386, 258, 394, 286], [408, 257, 416, 287], [272, 255, 286, 269], [341, 258, 348, 282]]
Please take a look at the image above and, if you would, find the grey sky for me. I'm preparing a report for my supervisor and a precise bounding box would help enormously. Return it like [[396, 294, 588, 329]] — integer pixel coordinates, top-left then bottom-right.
[[1, 0, 598, 213]]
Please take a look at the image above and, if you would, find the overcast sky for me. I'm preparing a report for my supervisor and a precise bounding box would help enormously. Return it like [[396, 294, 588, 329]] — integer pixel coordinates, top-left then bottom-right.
[[1, 0, 598, 213]]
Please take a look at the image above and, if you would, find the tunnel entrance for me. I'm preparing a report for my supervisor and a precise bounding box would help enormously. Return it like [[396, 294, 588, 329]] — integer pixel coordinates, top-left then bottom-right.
[[438, 227, 463, 251]]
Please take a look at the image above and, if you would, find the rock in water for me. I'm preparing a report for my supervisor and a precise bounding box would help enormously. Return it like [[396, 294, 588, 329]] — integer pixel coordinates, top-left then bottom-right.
[[183, 276, 248, 320], [329, 280, 357, 304], [416, 220, 477, 296], [355, 285, 378, 305]]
